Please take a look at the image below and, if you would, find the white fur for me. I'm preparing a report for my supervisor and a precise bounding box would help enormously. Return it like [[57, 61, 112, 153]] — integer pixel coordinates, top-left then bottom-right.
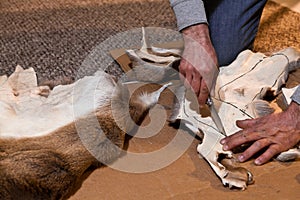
[[0, 67, 115, 139], [138, 83, 172, 107]]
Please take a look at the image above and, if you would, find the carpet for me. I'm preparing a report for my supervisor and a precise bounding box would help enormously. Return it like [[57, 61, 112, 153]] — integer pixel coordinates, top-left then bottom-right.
[[0, 0, 177, 82], [0, 0, 299, 81]]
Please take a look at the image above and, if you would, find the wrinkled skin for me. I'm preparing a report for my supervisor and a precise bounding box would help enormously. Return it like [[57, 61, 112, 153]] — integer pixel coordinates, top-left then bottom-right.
[[180, 24, 219, 106], [221, 102, 300, 165]]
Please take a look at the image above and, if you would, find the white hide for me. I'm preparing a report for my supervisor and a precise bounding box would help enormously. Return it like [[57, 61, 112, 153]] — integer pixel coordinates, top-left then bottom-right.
[[197, 48, 300, 189], [0, 66, 116, 138], [214, 48, 300, 135], [125, 29, 300, 190]]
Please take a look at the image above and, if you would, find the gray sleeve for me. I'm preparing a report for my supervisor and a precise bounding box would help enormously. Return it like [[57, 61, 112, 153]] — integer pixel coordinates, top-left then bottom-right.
[[169, 0, 207, 31], [291, 85, 300, 104]]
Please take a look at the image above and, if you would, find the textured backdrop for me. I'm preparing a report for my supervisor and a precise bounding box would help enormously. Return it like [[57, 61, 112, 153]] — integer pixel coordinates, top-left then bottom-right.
[[0, 0, 299, 82]]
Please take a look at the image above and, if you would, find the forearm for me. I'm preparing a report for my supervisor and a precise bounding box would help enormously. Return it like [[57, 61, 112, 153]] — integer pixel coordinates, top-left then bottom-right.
[[169, 0, 207, 31]]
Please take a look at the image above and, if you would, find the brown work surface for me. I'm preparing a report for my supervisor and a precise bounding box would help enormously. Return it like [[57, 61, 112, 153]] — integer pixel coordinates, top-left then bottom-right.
[[70, 80, 300, 200], [73, 16, 300, 200]]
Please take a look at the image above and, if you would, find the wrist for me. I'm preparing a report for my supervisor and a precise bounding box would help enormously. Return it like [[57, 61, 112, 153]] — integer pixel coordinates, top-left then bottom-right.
[[182, 24, 210, 41]]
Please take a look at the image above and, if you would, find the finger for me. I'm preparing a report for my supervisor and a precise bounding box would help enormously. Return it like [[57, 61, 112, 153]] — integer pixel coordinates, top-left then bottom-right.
[[237, 138, 272, 162], [179, 65, 192, 89], [185, 72, 193, 89], [236, 114, 270, 129], [179, 74, 190, 89], [179, 60, 190, 89], [222, 130, 263, 150], [191, 73, 201, 96], [197, 79, 209, 106], [254, 145, 281, 165]]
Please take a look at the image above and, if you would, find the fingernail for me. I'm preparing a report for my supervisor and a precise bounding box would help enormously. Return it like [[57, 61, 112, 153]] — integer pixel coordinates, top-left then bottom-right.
[[238, 155, 245, 162], [223, 145, 228, 151], [254, 159, 262, 165], [220, 139, 225, 144]]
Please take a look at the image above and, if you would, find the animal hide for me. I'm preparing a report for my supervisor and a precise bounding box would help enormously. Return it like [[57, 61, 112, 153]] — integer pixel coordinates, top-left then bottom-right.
[[1, 30, 299, 198], [0, 65, 169, 199], [0, 66, 115, 139], [125, 28, 300, 190]]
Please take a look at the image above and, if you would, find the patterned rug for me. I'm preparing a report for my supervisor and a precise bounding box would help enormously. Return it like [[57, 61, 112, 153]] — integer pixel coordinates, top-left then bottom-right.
[[0, 0, 299, 82]]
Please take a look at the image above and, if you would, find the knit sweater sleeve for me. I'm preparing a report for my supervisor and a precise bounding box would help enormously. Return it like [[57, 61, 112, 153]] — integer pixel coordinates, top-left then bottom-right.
[[291, 85, 300, 104], [169, 0, 207, 31]]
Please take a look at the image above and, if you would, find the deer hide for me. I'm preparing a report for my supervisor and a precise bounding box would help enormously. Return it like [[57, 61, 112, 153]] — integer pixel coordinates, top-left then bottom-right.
[[0, 65, 170, 198]]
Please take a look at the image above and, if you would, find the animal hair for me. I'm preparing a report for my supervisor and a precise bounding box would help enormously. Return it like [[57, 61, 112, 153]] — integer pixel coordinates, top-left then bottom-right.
[[0, 83, 162, 200]]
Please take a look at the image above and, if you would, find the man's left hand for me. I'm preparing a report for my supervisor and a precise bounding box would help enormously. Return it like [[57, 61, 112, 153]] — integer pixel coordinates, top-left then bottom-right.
[[220, 102, 300, 165]]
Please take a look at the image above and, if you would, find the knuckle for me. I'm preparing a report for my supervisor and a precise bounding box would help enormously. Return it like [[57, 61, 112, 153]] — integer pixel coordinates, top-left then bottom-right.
[[239, 131, 248, 140], [254, 140, 262, 149], [202, 67, 212, 74], [268, 146, 280, 155], [198, 96, 207, 105], [201, 86, 209, 94]]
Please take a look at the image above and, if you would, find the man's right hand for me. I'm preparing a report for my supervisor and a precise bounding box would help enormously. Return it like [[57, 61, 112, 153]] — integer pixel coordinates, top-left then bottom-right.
[[180, 24, 219, 106]]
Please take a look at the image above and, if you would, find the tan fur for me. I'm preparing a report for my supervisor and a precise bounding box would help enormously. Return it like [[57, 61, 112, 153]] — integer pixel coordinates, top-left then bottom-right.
[[219, 155, 254, 187], [0, 86, 151, 200]]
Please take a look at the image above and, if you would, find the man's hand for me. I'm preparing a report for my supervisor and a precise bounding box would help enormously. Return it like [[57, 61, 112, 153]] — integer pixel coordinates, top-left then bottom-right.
[[180, 24, 219, 106], [220, 102, 300, 165]]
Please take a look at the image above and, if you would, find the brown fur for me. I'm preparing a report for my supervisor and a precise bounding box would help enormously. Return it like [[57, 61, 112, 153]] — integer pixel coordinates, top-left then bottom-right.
[[0, 85, 151, 200]]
